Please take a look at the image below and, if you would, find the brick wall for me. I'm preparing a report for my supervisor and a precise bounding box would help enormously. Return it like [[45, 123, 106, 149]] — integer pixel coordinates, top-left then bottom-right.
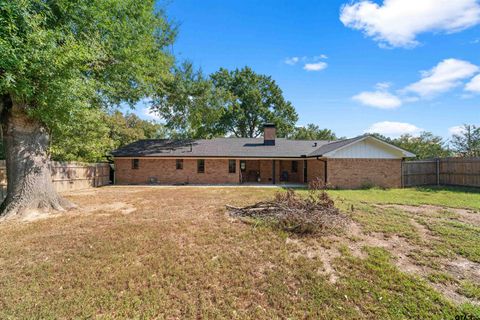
[[114, 157, 402, 188], [327, 158, 401, 189], [307, 159, 325, 183], [279, 160, 303, 183], [115, 158, 239, 184]]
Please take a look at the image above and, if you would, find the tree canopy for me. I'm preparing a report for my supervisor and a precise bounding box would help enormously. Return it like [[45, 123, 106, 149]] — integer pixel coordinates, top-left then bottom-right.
[[49, 110, 167, 162], [393, 132, 451, 160], [290, 124, 337, 140], [211, 67, 298, 137], [1, 0, 175, 127], [152, 65, 298, 138], [368, 132, 451, 160], [152, 62, 225, 138], [451, 124, 480, 157]]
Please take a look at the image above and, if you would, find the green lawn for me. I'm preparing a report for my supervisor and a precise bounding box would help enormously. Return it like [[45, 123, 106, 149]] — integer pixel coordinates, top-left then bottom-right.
[[327, 186, 480, 210], [0, 186, 479, 319]]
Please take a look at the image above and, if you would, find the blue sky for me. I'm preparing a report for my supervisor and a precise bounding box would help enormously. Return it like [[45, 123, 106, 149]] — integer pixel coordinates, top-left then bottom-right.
[[139, 0, 480, 139]]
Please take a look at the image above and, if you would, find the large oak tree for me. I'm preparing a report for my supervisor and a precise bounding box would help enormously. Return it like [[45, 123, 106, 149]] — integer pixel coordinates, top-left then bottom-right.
[[211, 67, 298, 138], [153, 65, 298, 138], [0, 0, 175, 217]]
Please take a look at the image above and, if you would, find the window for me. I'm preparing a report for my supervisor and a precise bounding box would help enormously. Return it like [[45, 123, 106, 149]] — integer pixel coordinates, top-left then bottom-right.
[[228, 160, 236, 173], [291, 161, 298, 173], [176, 159, 183, 170], [197, 159, 205, 173], [132, 159, 139, 170]]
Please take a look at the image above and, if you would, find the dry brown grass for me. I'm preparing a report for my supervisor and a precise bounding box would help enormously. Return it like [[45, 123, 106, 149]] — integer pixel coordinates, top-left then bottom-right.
[[0, 186, 478, 319]]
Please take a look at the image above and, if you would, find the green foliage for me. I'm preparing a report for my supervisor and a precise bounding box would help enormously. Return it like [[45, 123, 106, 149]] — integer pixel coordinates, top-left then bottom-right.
[[290, 124, 337, 140], [105, 111, 167, 150], [153, 65, 298, 138], [49, 110, 166, 162], [49, 107, 112, 162], [0, 0, 175, 131], [152, 61, 226, 138], [451, 124, 480, 157], [368, 132, 451, 160], [211, 67, 298, 138], [394, 132, 451, 160]]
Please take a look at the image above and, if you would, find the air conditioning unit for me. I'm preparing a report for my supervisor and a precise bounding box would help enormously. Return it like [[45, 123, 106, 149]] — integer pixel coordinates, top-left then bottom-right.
[[148, 177, 158, 184]]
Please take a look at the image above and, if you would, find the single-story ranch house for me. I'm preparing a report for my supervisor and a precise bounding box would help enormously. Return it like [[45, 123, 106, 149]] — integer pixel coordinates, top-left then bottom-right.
[[111, 124, 415, 188]]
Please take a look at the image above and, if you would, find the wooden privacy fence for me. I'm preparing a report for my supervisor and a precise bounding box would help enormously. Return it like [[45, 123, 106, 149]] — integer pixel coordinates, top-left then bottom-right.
[[0, 161, 111, 200], [402, 158, 480, 188]]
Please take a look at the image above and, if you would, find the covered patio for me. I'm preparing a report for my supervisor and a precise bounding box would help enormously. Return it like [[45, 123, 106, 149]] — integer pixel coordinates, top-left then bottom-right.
[[239, 159, 307, 184]]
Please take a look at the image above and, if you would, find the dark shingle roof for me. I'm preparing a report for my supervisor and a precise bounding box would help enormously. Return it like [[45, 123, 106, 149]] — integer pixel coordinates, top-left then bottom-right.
[[111, 138, 333, 158], [307, 136, 365, 157], [111, 134, 415, 159]]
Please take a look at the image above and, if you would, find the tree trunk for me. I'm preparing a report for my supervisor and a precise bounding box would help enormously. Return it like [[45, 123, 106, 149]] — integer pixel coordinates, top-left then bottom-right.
[[0, 97, 74, 219]]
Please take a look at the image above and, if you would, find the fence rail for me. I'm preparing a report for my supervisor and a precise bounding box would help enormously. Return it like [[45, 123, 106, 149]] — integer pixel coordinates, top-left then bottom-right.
[[0, 161, 111, 200], [402, 158, 480, 188]]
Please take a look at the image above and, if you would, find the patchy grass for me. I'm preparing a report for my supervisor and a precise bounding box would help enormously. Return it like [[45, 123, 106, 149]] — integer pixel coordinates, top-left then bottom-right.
[[0, 186, 479, 318], [424, 220, 480, 263], [427, 271, 456, 285], [460, 281, 480, 300], [327, 186, 480, 210], [347, 204, 420, 241]]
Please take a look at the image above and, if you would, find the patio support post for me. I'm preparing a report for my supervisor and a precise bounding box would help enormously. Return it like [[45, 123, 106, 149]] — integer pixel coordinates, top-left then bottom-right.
[[272, 160, 276, 184]]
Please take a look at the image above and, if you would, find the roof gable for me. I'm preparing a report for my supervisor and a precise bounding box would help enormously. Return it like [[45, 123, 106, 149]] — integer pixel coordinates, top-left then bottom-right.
[[310, 135, 415, 159]]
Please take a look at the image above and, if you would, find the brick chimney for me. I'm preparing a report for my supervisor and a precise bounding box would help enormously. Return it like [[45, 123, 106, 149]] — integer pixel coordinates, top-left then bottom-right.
[[263, 123, 276, 146]]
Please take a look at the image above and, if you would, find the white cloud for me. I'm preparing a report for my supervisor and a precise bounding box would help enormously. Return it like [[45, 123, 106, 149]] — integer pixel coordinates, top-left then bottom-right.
[[365, 121, 422, 137], [353, 90, 402, 109], [404, 58, 479, 97], [448, 125, 466, 136], [340, 0, 480, 48], [303, 62, 328, 71], [314, 54, 328, 60], [465, 74, 480, 92], [284, 57, 300, 65], [375, 82, 392, 90]]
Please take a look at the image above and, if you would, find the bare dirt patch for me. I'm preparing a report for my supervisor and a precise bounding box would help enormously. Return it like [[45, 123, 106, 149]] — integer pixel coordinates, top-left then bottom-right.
[[288, 206, 480, 306]]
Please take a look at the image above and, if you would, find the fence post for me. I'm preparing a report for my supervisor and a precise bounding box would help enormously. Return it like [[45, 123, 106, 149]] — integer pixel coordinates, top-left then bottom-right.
[[401, 159, 404, 188], [436, 158, 440, 186], [93, 165, 97, 188]]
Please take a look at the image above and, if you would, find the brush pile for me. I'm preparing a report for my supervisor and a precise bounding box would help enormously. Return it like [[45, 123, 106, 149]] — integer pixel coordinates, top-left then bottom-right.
[[227, 179, 348, 235]]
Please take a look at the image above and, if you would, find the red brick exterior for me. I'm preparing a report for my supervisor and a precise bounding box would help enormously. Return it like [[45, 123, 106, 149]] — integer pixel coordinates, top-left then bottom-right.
[[114, 157, 402, 188], [264, 127, 276, 142], [114, 158, 240, 184], [326, 158, 402, 189], [306, 159, 326, 183]]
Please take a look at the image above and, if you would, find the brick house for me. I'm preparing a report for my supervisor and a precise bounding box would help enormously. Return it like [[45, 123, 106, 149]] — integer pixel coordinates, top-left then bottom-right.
[[111, 124, 415, 188]]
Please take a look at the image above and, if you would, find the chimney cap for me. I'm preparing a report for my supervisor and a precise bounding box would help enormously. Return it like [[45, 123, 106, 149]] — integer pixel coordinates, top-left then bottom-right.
[[263, 123, 276, 128]]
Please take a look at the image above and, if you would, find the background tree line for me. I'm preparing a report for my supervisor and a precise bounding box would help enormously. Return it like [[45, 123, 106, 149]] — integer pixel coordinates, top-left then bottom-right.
[[1, 55, 477, 163]]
